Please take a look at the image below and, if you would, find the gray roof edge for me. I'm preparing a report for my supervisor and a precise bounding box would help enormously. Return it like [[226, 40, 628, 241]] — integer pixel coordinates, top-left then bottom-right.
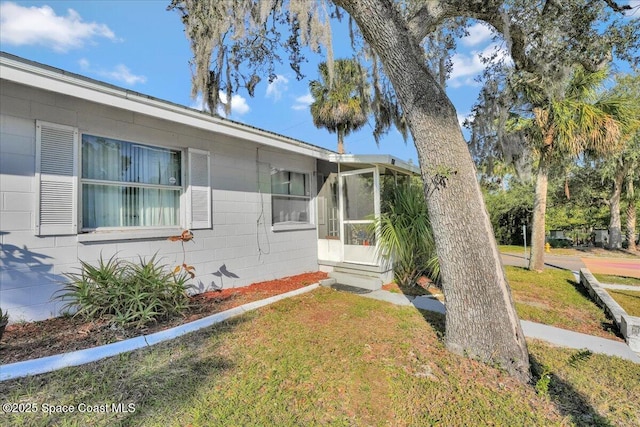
[[329, 154, 420, 175], [0, 51, 336, 159]]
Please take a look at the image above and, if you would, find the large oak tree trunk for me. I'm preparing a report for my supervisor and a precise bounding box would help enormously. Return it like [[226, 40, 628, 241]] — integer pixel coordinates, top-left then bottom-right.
[[626, 180, 637, 252], [608, 169, 625, 249], [336, 0, 530, 382], [529, 152, 550, 272]]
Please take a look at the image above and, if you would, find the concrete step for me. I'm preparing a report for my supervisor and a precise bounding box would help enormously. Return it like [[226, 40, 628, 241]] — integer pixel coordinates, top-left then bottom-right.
[[333, 262, 390, 278], [328, 271, 382, 291]]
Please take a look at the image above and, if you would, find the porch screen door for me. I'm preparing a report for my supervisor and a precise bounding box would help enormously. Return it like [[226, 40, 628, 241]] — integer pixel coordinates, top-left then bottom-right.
[[340, 168, 378, 264]]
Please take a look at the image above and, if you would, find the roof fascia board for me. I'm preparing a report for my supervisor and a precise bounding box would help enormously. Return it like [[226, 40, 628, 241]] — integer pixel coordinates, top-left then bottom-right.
[[0, 56, 332, 160], [329, 154, 420, 175]]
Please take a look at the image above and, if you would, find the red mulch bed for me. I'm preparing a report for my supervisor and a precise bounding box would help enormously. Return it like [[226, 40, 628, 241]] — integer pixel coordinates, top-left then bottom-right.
[[0, 271, 327, 365]]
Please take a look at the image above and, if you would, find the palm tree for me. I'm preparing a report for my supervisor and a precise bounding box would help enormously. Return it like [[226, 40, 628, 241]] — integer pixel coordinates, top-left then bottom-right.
[[373, 179, 439, 287], [513, 66, 637, 270], [309, 59, 370, 154]]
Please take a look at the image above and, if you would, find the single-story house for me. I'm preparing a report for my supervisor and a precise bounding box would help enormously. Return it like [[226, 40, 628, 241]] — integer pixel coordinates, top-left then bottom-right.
[[0, 52, 418, 323]]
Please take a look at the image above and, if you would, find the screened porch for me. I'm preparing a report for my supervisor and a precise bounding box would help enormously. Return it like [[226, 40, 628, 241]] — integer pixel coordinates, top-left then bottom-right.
[[316, 155, 420, 285]]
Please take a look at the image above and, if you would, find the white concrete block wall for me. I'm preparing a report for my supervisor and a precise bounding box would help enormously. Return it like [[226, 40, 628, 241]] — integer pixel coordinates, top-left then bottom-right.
[[0, 80, 320, 323]]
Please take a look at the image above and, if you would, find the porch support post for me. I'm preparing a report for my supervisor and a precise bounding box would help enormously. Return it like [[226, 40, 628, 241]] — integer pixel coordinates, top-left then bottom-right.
[[374, 165, 381, 247]]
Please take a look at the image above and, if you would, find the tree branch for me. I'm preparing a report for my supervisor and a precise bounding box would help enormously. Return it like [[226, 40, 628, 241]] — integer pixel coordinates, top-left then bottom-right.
[[601, 0, 632, 13], [408, 0, 504, 43], [407, 3, 441, 42]]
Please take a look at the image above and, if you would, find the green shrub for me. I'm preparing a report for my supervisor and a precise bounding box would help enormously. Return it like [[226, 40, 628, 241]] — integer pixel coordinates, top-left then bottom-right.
[[373, 180, 439, 287], [547, 238, 572, 248], [56, 254, 192, 328]]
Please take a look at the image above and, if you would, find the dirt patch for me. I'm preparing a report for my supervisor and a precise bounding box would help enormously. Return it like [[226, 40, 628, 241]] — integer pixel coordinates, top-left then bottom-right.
[[382, 280, 442, 299], [519, 300, 552, 310], [0, 271, 327, 365]]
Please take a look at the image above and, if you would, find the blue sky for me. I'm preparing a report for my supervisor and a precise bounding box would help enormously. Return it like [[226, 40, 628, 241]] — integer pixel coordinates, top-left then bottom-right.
[[1, 1, 638, 164]]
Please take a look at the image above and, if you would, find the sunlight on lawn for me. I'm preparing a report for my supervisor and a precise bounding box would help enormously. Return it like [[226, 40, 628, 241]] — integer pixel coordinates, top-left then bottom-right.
[[2, 288, 639, 426]]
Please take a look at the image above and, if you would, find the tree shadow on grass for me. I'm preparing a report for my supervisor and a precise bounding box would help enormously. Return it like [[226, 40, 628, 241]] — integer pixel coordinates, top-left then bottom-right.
[[0, 315, 250, 427], [566, 279, 623, 339], [529, 352, 614, 427], [415, 308, 446, 338], [390, 272, 623, 426]]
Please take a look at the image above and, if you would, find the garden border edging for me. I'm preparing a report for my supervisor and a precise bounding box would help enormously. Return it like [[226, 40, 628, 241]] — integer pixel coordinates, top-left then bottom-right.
[[0, 283, 320, 382], [579, 268, 640, 352]]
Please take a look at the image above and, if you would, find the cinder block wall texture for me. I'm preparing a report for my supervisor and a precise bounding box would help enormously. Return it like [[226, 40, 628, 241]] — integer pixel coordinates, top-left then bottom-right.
[[1, 81, 319, 322]]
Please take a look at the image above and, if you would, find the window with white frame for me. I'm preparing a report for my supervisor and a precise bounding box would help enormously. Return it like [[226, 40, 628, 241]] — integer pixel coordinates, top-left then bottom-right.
[[81, 135, 182, 229], [271, 169, 310, 225], [35, 122, 211, 236]]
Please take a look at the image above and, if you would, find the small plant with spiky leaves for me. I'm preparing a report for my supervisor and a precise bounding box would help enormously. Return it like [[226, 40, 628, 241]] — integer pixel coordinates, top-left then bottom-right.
[[56, 253, 192, 328], [0, 306, 9, 339]]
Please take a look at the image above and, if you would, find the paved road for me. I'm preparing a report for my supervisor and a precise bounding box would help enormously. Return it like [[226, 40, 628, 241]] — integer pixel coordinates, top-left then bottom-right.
[[500, 253, 586, 272], [501, 252, 640, 279]]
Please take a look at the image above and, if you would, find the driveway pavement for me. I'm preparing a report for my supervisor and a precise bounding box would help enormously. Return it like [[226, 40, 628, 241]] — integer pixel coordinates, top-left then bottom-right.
[[581, 257, 640, 279], [501, 251, 640, 279]]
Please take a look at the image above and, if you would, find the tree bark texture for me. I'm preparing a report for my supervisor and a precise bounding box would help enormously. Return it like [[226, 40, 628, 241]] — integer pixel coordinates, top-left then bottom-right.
[[335, 0, 530, 382], [529, 152, 550, 272], [626, 180, 637, 252], [337, 128, 345, 154], [608, 169, 625, 249]]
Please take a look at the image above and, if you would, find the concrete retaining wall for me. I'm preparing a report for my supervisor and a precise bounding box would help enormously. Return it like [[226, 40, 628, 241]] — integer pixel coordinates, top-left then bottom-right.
[[579, 268, 640, 352]]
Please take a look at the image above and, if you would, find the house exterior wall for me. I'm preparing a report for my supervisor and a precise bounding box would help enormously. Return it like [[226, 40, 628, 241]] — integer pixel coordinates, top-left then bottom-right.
[[0, 80, 319, 323]]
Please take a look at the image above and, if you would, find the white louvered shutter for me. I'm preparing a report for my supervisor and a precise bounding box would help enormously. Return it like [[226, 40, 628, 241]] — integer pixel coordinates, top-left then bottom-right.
[[187, 148, 211, 229], [35, 121, 78, 236]]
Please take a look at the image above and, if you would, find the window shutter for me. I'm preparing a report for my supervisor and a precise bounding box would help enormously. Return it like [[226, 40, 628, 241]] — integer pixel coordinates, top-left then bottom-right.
[[35, 121, 78, 236], [187, 148, 211, 229]]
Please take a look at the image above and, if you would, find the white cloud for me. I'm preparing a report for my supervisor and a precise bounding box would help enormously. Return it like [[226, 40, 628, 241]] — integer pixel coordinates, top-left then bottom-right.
[[78, 59, 146, 86], [190, 92, 252, 117], [190, 94, 207, 111], [449, 43, 510, 88], [103, 64, 147, 85], [78, 58, 90, 70], [457, 112, 474, 129], [193, 92, 250, 117], [0, 2, 117, 52], [292, 93, 314, 111], [265, 75, 289, 101], [457, 113, 468, 128], [449, 51, 485, 83], [625, 0, 640, 17], [461, 23, 494, 47], [219, 92, 250, 116]]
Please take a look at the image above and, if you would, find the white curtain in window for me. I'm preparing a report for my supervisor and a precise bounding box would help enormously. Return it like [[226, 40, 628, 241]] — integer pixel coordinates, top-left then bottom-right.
[[81, 135, 181, 229]]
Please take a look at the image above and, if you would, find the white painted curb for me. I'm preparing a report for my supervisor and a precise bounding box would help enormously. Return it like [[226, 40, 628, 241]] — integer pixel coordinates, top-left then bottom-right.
[[0, 283, 320, 382]]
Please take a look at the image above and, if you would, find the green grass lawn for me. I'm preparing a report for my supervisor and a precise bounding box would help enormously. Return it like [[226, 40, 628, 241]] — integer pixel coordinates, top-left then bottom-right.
[[499, 245, 639, 258], [499, 245, 580, 256], [2, 288, 638, 426], [505, 266, 620, 339], [499, 245, 530, 254], [608, 290, 640, 317], [594, 274, 640, 287]]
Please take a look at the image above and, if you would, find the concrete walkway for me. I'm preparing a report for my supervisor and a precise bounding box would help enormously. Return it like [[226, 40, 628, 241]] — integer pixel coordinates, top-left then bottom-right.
[[599, 283, 640, 291], [360, 289, 640, 364]]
